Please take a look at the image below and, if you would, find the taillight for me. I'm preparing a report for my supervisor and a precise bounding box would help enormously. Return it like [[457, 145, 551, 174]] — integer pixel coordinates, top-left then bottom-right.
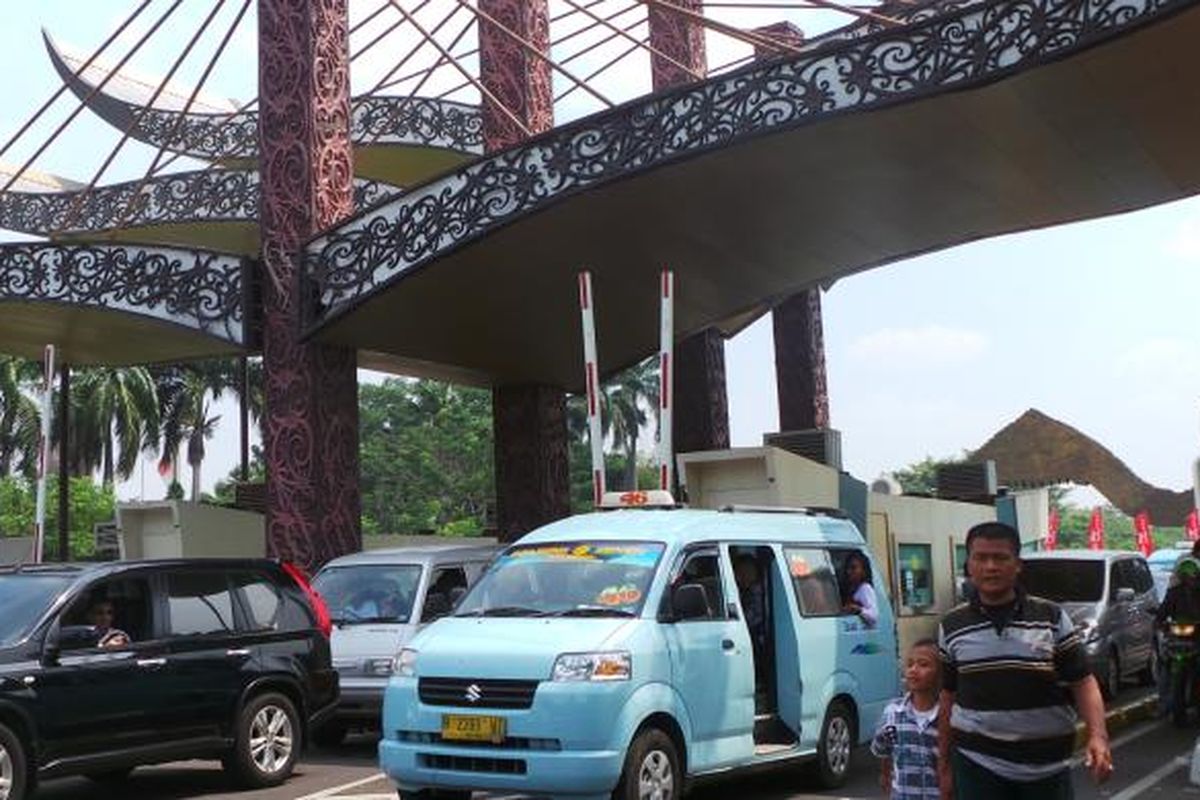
[[282, 562, 332, 638]]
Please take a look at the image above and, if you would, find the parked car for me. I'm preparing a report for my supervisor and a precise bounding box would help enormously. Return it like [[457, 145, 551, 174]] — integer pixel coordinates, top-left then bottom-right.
[[379, 498, 899, 799], [311, 544, 499, 745], [1020, 550, 1158, 699], [0, 558, 338, 800]]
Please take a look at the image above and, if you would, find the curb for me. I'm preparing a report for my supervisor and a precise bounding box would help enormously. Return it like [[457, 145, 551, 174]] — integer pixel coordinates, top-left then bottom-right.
[[1074, 692, 1159, 748]]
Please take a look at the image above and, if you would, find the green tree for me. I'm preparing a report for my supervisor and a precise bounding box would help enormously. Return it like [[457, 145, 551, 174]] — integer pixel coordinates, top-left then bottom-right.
[[0, 356, 40, 477], [892, 454, 967, 495], [69, 366, 160, 486], [606, 358, 660, 492], [0, 474, 116, 560]]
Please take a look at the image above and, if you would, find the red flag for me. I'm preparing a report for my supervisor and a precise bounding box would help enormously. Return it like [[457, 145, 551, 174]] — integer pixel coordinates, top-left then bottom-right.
[[1188, 509, 1200, 542], [1046, 509, 1060, 551], [1087, 508, 1105, 550], [1134, 511, 1153, 557]]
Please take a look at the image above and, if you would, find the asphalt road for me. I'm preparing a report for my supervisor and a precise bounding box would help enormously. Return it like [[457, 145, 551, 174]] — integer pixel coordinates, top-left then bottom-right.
[[30, 689, 1195, 800]]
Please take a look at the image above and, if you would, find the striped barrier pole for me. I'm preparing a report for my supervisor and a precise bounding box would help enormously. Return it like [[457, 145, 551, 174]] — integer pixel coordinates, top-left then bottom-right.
[[578, 271, 606, 507], [33, 344, 55, 564], [658, 269, 674, 491]]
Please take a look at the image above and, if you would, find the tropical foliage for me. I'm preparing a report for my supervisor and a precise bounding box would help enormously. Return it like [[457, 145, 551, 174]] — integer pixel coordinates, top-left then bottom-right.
[[0, 356, 40, 478], [0, 474, 116, 559]]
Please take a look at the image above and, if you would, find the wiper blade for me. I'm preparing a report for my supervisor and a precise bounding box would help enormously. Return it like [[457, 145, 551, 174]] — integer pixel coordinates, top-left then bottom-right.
[[551, 606, 636, 618], [456, 606, 546, 617]]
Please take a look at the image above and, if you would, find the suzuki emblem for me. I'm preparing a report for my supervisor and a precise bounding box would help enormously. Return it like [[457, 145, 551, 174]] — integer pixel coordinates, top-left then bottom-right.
[[464, 683, 482, 703]]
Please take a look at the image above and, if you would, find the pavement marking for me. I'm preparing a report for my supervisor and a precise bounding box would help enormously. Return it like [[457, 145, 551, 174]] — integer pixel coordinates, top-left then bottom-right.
[[293, 773, 387, 799], [1107, 752, 1191, 800], [1068, 718, 1165, 769]]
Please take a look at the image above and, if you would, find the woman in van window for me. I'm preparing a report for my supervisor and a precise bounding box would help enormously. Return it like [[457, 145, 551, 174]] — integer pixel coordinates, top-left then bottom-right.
[[842, 552, 879, 628]]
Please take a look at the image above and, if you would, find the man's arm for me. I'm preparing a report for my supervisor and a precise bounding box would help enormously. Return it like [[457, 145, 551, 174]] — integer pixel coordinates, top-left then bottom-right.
[[937, 689, 955, 800], [1071, 676, 1111, 784]]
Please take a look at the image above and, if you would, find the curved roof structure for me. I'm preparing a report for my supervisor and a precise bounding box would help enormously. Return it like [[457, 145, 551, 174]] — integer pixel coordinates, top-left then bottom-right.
[[45, 33, 483, 186], [303, 0, 1200, 389], [973, 409, 1193, 523]]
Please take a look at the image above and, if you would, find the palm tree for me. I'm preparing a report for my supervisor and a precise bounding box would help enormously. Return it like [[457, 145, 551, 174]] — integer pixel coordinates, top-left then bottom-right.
[[0, 356, 41, 477], [70, 366, 161, 486], [606, 357, 660, 491]]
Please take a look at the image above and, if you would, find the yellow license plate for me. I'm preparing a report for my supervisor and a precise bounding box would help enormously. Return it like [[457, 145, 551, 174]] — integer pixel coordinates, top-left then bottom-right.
[[441, 714, 506, 744]]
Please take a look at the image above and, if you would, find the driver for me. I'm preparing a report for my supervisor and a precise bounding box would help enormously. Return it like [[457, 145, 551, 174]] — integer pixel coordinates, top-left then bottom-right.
[[1158, 557, 1200, 626]]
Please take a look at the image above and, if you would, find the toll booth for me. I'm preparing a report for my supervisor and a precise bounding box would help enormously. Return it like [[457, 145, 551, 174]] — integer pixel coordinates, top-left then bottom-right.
[[115, 501, 265, 560]]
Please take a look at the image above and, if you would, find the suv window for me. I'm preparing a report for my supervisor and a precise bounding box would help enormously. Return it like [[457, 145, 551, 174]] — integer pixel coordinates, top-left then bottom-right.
[[785, 548, 841, 616], [167, 572, 235, 636], [63, 577, 154, 649], [422, 567, 468, 622], [233, 572, 281, 631], [0, 575, 73, 647]]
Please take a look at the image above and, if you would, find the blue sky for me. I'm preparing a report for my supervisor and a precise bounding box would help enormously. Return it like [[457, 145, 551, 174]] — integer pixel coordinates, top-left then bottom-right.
[[3, 2, 1198, 511]]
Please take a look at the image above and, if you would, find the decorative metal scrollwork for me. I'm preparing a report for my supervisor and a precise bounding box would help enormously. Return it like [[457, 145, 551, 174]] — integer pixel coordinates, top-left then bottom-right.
[[0, 169, 399, 238], [305, 0, 1179, 331], [0, 243, 247, 344]]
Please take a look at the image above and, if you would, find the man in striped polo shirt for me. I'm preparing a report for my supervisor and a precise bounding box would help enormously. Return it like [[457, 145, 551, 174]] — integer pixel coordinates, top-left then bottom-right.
[[937, 522, 1112, 799]]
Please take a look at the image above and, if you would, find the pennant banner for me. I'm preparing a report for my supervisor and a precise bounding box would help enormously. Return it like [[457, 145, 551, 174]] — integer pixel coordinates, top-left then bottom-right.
[[1046, 508, 1059, 551], [1188, 509, 1200, 542], [1134, 511, 1153, 557], [1087, 507, 1105, 551]]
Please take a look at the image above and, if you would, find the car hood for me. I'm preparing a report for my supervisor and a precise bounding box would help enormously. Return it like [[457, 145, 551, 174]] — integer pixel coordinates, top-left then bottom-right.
[[411, 617, 635, 680], [330, 621, 417, 661], [1061, 602, 1102, 627]]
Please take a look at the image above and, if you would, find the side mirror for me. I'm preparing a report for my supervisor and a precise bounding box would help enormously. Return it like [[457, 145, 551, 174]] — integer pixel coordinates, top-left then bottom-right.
[[1115, 587, 1136, 604], [671, 583, 711, 621], [44, 625, 98, 662]]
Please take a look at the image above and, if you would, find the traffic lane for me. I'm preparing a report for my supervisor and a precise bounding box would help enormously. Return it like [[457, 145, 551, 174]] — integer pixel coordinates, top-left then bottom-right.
[[1070, 717, 1199, 799]]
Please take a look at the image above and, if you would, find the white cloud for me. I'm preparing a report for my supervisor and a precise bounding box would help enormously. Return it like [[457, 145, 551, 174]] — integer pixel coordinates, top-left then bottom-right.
[[1165, 213, 1200, 261], [847, 325, 988, 366]]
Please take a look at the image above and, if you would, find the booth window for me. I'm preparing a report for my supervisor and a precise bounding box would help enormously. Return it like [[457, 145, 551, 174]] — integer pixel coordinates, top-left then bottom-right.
[[898, 543, 934, 611]]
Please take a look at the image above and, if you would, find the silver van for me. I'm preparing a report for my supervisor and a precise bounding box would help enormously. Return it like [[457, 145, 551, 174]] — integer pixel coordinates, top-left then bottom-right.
[[1020, 550, 1158, 699], [311, 543, 500, 745]]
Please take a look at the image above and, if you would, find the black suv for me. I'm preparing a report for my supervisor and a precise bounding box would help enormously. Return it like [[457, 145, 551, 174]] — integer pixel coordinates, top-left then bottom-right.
[[0, 558, 338, 800]]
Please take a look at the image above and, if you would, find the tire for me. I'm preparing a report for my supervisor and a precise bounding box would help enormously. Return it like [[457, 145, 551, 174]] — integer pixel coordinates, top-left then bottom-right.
[[312, 722, 348, 749], [1100, 652, 1120, 701], [223, 692, 301, 788], [86, 767, 134, 784], [815, 700, 855, 789], [612, 727, 680, 800], [1139, 647, 1158, 687], [0, 721, 29, 800]]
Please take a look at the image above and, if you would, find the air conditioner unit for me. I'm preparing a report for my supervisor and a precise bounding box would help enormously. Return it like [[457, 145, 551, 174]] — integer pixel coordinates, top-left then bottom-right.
[[763, 428, 842, 470], [936, 461, 998, 500]]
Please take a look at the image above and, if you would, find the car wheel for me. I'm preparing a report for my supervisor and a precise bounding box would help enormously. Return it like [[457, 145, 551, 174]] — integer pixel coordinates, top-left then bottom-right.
[[85, 767, 134, 784], [312, 722, 348, 748], [1139, 647, 1158, 687], [0, 722, 29, 800], [612, 727, 680, 800], [1101, 652, 1120, 701], [815, 700, 855, 789], [224, 692, 300, 788]]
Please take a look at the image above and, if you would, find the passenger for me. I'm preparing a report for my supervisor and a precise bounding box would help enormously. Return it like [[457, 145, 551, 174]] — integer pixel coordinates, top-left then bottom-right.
[[841, 552, 879, 628], [1157, 557, 1200, 626], [733, 554, 767, 652], [872, 638, 941, 800], [86, 599, 130, 649]]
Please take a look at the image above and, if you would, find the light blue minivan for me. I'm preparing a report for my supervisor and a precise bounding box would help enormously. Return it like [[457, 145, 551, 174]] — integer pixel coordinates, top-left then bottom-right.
[[379, 505, 898, 799]]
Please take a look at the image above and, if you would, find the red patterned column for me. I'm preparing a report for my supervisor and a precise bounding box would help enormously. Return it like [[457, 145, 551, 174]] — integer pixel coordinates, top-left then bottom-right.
[[259, 0, 361, 570], [673, 328, 730, 455], [773, 290, 830, 431], [648, 0, 707, 91], [479, 0, 566, 541]]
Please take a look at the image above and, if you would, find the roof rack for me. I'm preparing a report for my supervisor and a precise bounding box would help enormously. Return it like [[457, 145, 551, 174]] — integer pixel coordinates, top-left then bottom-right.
[[717, 505, 848, 519]]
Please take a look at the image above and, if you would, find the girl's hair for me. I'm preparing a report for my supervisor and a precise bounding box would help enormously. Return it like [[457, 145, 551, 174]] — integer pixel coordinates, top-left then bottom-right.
[[911, 637, 938, 653]]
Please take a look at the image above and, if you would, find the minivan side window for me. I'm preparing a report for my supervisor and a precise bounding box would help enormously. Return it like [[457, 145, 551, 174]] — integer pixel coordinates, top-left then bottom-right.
[[1131, 560, 1154, 595], [784, 548, 842, 616], [167, 572, 235, 636], [233, 572, 281, 631], [671, 550, 727, 621]]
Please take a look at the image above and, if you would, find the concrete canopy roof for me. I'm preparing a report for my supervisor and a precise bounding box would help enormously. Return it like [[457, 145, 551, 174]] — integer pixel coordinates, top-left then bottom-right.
[[305, 0, 1200, 391]]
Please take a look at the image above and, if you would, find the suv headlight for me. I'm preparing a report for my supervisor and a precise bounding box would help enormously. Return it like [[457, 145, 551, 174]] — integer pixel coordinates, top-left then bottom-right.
[[551, 651, 631, 682], [392, 648, 419, 677]]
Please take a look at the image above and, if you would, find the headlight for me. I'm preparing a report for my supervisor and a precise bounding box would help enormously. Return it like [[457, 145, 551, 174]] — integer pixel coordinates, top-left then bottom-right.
[[1170, 623, 1196, 638], [392, 648, 418, 677], [365, 657, 394, 677], [551, 651, 631, 682]]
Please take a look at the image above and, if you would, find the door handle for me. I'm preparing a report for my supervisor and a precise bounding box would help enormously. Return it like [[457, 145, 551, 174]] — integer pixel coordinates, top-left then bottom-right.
[[226, 648, 252, 658], [136, 658, 167, 669], [722, 638, 735, 651]]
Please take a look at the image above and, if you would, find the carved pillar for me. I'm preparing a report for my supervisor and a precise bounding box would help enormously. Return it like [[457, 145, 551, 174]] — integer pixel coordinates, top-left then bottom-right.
[[493, 385, 570, 542], [773, 290, 830, 431], [673, 328, 730, 454], [478, 0, 565, 540], [648, 0, 707, 90], [259, 0, 360, 570]]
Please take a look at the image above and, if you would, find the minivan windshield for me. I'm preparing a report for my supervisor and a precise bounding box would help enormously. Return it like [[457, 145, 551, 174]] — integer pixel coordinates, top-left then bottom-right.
[[1020, 560, 1104, 603], [313, 564, 422, 624], [455, 541, 665, 618], [0, 574, 73, 646]]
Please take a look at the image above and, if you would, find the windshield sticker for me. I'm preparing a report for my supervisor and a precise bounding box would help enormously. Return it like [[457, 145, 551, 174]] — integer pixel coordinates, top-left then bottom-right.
[[596, 584, 643, 606], [505, 543, 661, 568]]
